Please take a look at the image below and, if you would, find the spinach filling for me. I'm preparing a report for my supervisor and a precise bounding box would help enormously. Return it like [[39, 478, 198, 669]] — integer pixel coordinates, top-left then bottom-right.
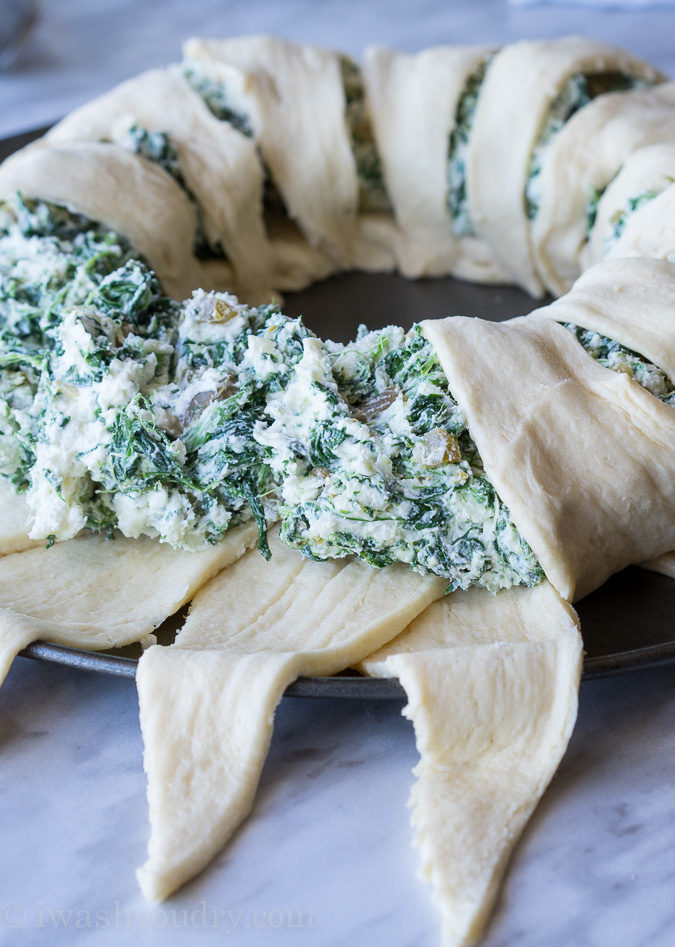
[[185, 55, 392, 217], [0, 195, 542, 592], [340, 57, 391, 214], [263, 323, 543, 591], [584, 184, 605, 237], [447, 59, 490, 237], [0, 194, 178, 491], [526, 71, 652, 221], [601, 189, 662, 249], [120, 123, 225, 261], [182, 61, 254, 138], [564, 323, 675, 405]]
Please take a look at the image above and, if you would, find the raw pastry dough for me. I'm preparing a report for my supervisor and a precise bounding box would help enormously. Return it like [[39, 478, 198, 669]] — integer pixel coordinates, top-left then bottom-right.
[[640, 552, 675, 579], [422, 311, 675, 602], [136, 529, 445, 901], [468, 37, 661, 295], [0, 523, 256, 687], [184, 36, 359, 269], [534, 257, 675, 381], [360, 581, 582, 947], [0, 141, 204, 300], [531, 82, 675, 295], [582, 142, 675, 272], [0, 33, 673, 947], [46, 68, 274, 303], [604, 184, 675, 267], [361, 43, 506, 282], [4, 36, 669, 303]]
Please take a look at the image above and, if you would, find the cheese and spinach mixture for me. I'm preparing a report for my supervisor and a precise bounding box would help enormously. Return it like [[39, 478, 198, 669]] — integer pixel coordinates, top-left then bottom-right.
[[340, 57, 391, 213], [261, 324, 543, 591], [0, 193, 543, 590], [564, 324, 675, 405], [447, 58, 490, 236], [446, 65, 649, 231], [182, 60, 254, 138], [0, 195, 671, 588]]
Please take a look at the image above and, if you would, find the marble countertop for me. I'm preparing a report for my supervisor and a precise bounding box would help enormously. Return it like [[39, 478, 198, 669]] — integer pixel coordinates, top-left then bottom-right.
[[1, 1, 675, 945], [2, 656, 675, 946]]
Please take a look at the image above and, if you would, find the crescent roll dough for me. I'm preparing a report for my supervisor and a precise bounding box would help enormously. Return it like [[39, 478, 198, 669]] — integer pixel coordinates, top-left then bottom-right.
[[0, 141, 204, 300], [468, 37, 661, 296], [640, 552, 675, 578], [422, 311, 675, 602], [46, 68, 274, 303], [604, 183, 675, 267], [136, 529, 445, 901], [582, 142, 675, 272], [0, 524, 256, 688], [0, 32, 673, 947], [531, 82, 675, 295], [184, 36, 359, 270], [535, 257, 675, 380], [361, 43, 507, 283], [360, 581, 582, 947]]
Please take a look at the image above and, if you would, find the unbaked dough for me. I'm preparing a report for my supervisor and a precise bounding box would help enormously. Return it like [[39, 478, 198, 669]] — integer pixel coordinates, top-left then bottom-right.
[[531, 82, 675, 295], [184, 36, 359, 269], [136, 529, 445, 901], [582, 142, 675, 272], [47, 68, 274, 303], [468, 37, 662, 295], [361, 581, 582, 947], [605, 183, 675, 267], [0, 141, 204, 300], [0, 523, 256, 687], [423, 308, 675, 602], [362, 43, 506, 282]]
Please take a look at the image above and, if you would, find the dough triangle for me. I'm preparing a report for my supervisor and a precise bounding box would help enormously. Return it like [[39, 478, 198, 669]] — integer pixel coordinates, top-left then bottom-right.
[[136, 529, 445, 900], [0, 610, 47, 686], [136, 648, 298, 901], [361, 582, 582, 947]]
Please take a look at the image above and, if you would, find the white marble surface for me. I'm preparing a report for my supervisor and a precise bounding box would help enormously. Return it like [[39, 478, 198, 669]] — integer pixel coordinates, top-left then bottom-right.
[[1, 2, 675, 946], [1, 655, 675, 946]]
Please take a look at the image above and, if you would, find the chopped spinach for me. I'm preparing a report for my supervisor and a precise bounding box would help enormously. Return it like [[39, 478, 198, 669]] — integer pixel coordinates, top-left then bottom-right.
[[564, 323, 675, 405], [0, 194, 545, 594], [182, 61, 287, 218], [584, 184, 605, 236], [341, 57, 391, 214], [120, 123, 225, 261], [447, 59, 490, 236], [262, 324, 543, 592], [183, 62, 254, 138]]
